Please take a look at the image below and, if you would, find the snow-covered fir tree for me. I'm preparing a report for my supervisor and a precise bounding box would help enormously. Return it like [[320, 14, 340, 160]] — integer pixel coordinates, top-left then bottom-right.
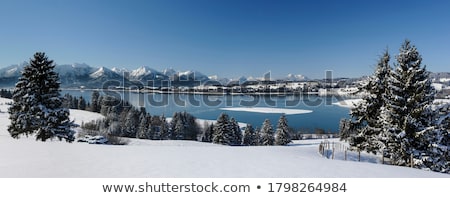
[[90, 90, 101, 113], [275, 114, 292, 145], [260, 119, 274, 146], [123, 107, 140, 138], [242, 124, 258, 146], [230, 117, 242, 145], [420, 101, 450, 173], [8, 52, 76, 142], [137, 114, 151, 139], [348, 50, 391, 154], [201, 123, 214, 142], [78, 96, 86, 110], [184, 112, 200, 140], [159, 115, 169, 140], [212, 113, 232, 145], [383, 40, 435, 167]]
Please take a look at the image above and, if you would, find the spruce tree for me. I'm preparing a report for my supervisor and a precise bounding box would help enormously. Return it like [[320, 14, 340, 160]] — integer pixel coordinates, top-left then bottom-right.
[[383, 40, 435, 166], [137, 114, 150, 139], [260, 119, 274, 146], [159, 115, 169, 140], [212, 113, 232, 145], [348, 50, 391, 153], [201, 123, 214, 142], [8, 52, 76, 141], [91, 90, 100, 113], [123, 107, 140, 138], [275, 114, 292, 145], [242, 124, 258, 146], [78, 96, 87, 110], [230, 117, 242, 145]]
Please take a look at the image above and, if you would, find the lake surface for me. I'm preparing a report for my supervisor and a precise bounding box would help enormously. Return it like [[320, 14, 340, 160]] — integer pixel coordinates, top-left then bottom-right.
[[63, 90, 352, 132]]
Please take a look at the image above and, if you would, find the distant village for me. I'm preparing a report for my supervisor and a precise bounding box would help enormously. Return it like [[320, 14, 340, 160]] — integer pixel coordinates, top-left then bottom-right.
[[132, 77, 366, 96]]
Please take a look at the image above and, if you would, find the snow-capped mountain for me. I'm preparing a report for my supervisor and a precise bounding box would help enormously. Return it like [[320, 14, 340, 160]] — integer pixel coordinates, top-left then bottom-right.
[[0, 62, 27, 78], [129, 66, 167, 81], [55, 63, 95, 77], [176, 70, 209, 81], [162, 68, 177, 77], [208, 75, 231, 85], [111, 67, 129, 75]]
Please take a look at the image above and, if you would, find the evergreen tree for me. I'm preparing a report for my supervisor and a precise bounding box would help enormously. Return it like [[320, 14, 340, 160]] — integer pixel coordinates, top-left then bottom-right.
[[383, 40, 435, 166], [123, 107, 140, 138], [91, 90, 101, 113], [242, 124, 258, 146], [275, 114, 292, 145], [137, 114, 150, 139], [201, 123, 214, 142], [78, 96, 87, 110], [159, 115, 169, 140], [230, 117, 242, 145], [170, 112, 182, 140], [420, 101, 450, 172], [8, 52, 76, 141], [260, 119, 274, 146], [184, 112, 200, 140], [347, 50, 391, 153], [212, 113, 232, 145]]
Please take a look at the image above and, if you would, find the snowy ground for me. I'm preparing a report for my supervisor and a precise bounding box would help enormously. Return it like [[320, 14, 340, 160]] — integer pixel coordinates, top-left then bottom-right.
[[334, 98, 450, 109], [332, 99, 363, 108], [0, 98, 448, 178]]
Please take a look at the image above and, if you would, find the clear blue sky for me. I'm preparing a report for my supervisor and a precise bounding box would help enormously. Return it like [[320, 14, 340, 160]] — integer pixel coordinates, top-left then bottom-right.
[[1, 0, 449, 79]]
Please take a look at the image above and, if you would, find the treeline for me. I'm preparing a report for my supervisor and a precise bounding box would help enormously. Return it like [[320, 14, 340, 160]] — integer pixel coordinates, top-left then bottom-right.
[[0, 89, 12, 99], [65, 91, 296, 146]]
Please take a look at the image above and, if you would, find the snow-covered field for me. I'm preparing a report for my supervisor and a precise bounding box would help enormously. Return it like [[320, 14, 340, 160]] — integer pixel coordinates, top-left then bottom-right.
[[332, 99, 363, 108], [220, 107, 313, 115], [0, 98, 448, 178], [334, 98, 450, 109]]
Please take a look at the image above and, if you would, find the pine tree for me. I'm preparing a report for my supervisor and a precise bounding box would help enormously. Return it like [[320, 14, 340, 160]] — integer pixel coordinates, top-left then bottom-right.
[[383, 40, 435, 166], [91, 90, 100, 113], [275, 114, 292, 145], [242, 124, 258, 146], [184, 112, 200, 140], [78, 96, 86, 110], [201, 123, 214, 142], [212, 113, 232, 145], [230, 117, 242, 145], [159, 115, 169, 140], [137, 114, 150, 139], [260, 119, 274, 146], [8, 52, 76, 141], [123, 107, 140, 138], [347, 50, 391, 153]]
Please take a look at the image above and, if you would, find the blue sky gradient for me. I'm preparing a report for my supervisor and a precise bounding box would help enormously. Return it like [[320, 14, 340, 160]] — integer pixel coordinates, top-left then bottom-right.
[[1, 0, 449, 79]]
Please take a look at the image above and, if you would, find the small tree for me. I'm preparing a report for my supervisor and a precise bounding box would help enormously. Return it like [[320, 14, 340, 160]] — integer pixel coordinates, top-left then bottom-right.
[[260, 119, 274, 146], [230, 117, 242, 145], [212, 113, 232, 145], [201, 122, 214, 143], [91, 90, 101, 113], [275, 114, 292, 145], [78, 96, 87, 110], [242, 124, 258, 146]]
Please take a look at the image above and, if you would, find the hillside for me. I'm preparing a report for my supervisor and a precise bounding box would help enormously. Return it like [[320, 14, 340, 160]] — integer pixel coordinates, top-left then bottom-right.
[[0, 98, 448, 178]]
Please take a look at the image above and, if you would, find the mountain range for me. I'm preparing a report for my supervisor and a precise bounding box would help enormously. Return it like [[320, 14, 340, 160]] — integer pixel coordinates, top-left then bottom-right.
[[0, 63, 310, 88]]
